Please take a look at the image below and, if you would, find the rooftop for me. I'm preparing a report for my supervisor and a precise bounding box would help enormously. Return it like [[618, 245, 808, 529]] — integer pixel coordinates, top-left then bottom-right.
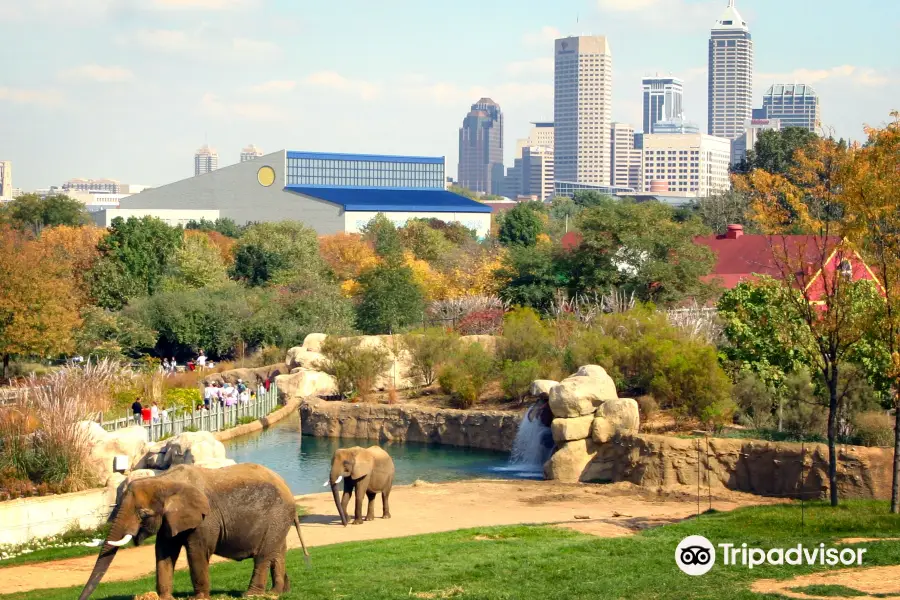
[[765, 84, 819, 97], [713, 0, 748, 31], [286, 186, 492, 214], [286, 151, 444, 165]]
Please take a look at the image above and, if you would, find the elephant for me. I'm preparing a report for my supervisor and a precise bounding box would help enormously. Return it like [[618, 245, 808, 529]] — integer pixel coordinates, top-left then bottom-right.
[[78, 463, 309, 600], [325, 446, 395, 526]]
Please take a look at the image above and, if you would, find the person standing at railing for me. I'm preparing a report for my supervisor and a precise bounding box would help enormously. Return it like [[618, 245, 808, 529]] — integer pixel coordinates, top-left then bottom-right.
[[196, 350, 207, 372], [132, 397, 143, 425], [150, 401, 160, 424], [141, 405, 151, 425]]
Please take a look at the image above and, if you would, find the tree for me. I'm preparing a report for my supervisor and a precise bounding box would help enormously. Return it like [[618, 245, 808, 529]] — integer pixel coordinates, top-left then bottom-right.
[[693, 190, 756, 235], [0, 227, 81, 377], [88, 216, 183, 309], [185, 217, 243, 238], [318, 233, 380, 281], [498, 203, 543, 247], [572, 190, 613, 208], [742, 127, 820, 175], [0, 193, 89, 235], [568, 198, 716, 304], [75, 306, 156, 360], [163, 230, 229, 291], [361, 213, 404, 261], [355, 264, 426, 334], [399, 219, 454, 262], [34, 225, 106, 306], [738, 135, 880, 507], [229, 221, 324, 286], [840, 112, 900, 512], [497, 245, 569, 312]]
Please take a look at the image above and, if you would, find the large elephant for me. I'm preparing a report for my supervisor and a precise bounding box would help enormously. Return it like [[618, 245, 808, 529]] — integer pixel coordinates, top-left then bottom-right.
[[78, 463, 308, 600], [326, 446, 395, 526]]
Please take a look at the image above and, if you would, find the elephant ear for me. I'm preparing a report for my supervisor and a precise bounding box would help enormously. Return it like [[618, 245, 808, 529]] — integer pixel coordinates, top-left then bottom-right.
[[350, 449, 375, 479], [163, 482, 210, 536]]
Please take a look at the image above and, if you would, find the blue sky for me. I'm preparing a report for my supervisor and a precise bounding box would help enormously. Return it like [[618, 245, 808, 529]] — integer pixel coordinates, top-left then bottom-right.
[[1, 0, 897, 190]]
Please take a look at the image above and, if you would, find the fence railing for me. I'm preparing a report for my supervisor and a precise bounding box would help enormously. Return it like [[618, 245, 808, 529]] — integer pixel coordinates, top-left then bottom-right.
[[100, 387, 280, 442]]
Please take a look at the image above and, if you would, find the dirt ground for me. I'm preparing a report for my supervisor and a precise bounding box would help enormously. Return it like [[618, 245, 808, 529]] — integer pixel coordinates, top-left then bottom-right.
[[751, 565, 900, 599], [0, 479, 778, 596]]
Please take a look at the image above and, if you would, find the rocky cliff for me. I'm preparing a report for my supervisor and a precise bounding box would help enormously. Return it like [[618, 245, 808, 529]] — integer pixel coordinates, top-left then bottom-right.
[[299, 400, 522, 452]]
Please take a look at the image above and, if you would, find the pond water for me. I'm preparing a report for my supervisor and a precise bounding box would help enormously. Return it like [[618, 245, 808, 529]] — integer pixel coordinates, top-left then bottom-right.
[[223, 412, 542, 495]]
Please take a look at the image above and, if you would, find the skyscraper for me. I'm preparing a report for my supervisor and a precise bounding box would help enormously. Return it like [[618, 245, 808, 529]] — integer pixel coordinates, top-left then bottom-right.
[[554, 35, 613, 187], [0, 160, 12, 199], [762, 84, 821, 131], [241, 144, 264, 162], [515, 122, 554, 159], [521, 146, 555, 201], [708, 0, 753, 140], [457, 98, 504, 195], [610, 123, 641, 191], [194, 145, 219, 176], [642, 75, 684, 134]]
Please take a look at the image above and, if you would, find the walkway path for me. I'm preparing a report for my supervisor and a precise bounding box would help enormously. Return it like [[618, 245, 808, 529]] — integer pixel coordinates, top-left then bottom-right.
[[0, 479, 778, 596]]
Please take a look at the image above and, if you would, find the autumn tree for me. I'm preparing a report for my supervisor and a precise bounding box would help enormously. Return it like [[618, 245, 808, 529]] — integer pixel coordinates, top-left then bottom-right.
[[739, 127, 820, 175], [0, 193, 90, 235], [841, 112, 900, 512], [318, 233, 380, 282], [229, 221, 324, 286], [34, 225, 106, 306], [738, 136, 881, 507], [0, 227, 81, 377], [163, 230, 229, 291], [361, 213, 404, 262]]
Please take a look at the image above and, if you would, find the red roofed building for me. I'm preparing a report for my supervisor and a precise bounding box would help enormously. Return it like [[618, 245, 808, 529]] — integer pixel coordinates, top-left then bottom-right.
[[694, 224, 882, 300]]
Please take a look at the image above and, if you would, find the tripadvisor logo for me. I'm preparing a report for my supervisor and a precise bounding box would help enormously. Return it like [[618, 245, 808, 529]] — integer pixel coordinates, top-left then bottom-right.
[[675, 536, 867, 576]]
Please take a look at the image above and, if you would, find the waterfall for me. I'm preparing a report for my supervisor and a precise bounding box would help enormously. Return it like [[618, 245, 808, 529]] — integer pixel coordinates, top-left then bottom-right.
[[506, 401, 554, 475]]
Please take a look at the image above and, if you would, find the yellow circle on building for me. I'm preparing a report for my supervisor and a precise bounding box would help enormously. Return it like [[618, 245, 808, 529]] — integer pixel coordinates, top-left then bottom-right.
[[257, 165, 276, 187]]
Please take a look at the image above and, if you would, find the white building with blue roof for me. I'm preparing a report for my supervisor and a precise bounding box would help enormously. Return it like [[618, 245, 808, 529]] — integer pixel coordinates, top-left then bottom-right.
[[113, 150, 492, 238]]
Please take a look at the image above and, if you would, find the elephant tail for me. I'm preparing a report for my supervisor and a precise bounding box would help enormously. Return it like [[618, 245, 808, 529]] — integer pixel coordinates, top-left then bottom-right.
[[294, 514, 311, 568]]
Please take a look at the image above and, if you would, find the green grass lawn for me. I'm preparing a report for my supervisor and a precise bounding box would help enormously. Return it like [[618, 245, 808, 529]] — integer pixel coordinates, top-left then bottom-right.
[[4, 501, 900, 600]]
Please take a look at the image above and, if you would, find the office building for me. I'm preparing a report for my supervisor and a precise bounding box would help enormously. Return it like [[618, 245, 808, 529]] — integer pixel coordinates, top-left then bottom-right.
[[610, 123, 642, 191], [642, 76, 684, 134], [554, 35, 613, 187], [708, 0, 753, 140], [501, 161, 524, 199], [731, 114, 781, 165], [762, 84, 821, 131], [553, 181, 635, 199], [0, 161, 11, 199], [515, 122, 555, 159], [458, 98, 504, 195], [119, 150, 492, 238], [241, 145, 264, 162], [195, 145, 219, 176], [522, 146, 555, 201], [62, 178, 121, 194], [642, 132, 731, 198]]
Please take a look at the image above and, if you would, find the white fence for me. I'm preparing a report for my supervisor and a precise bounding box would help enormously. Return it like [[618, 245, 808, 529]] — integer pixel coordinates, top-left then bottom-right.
[[101, 387, 280, 442]]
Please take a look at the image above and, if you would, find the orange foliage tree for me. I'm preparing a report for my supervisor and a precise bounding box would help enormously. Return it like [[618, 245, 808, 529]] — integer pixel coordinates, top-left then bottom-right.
[[319, 233, 381, 296], [203, 230, 236, 265], [0, 226, 82, 378], [34, 225, 106, 306]]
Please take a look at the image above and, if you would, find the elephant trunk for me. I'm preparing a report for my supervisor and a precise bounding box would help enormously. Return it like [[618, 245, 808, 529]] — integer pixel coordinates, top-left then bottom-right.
[[78, 514, 132, 599], [331, 483, 348, 527]]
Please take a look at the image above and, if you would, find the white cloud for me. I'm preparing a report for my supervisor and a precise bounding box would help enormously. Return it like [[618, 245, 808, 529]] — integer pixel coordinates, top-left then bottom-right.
[[231, 37, 277, 57], [200, 92, 282, 121], [596, 0, 721, 32], [505, 57, 554, 77], [522, 26, 561, 46], [397, 81, 552, 109], [128, 29, 277, 59], [303, 71, 381, 101], [0, 86, 63, 107], [58, 64, 135, 83], [144, 0, 252, 9], [246, 80, 297, 94], [131, 29, 197, 53], [756, 65, 890, 88]]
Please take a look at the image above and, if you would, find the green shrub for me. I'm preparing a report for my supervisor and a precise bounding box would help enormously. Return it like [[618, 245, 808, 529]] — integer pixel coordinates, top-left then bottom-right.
[[501, 360, 541, 403], [438, 343, 496, 408], [500, 308, 554, 363], [781, 369, 826, 438], [317, 337, 390, 400], [402, 328, 458, 387], [237, 416, 257, 426], [183, 426, 200, 433], [732, 372, 774, 430], [636, 395, 658, 424], [853, 411, 894, 447], [356, 264, 426, 334], [164, 387, 201, 413]]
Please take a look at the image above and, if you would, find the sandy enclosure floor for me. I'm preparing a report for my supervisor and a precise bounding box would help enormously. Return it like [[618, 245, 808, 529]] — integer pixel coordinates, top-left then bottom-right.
[[0, 479, 781, 595]]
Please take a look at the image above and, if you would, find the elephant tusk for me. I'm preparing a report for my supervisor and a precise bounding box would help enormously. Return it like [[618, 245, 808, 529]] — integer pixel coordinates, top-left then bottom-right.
[[106, 534, 133, 547], [323, 480, 329, 487], [334, 475, 343, 484], [83, 539, 103, 548]]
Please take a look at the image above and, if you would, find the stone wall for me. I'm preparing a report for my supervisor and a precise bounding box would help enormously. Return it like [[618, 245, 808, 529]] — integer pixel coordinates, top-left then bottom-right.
[[0, 488, 116, 545], [577, 434, 894, 500], [299, 400, 522, 452]]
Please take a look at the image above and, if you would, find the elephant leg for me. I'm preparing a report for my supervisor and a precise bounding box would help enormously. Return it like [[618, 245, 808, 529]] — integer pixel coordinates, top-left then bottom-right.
[[365, 490, 376, 521], [352, 477, 368, 524], [382, 480, 392, 519], [269, 538, 289, 594], [340, 487, 353, 521], [155, 540, 182, 600], [245, 555, 269, 597], [185, 541, 212, 599]]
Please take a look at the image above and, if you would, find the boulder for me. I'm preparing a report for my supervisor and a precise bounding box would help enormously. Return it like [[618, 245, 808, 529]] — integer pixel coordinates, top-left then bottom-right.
[[302, 333, 328, 353], [567, 365, 618, 400], [543, 439, 599, 483], [80, 423, 150, 486], [530, 380, 559, 400], [548, 378, 609, 418], [126, 469, 163, 486], [285, 348, 327, 371], [596, 398, 640, 435], [162, 431, 226, 468], [551, 415, 594, 443], [276, 370, 339, 400], [346, 335, 420, 391], [591, 416, 615, 444], [195, 458, 237, 469]]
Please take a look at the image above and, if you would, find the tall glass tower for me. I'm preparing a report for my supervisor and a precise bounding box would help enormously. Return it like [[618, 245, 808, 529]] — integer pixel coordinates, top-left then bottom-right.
[[642, 75, 684, 134], [762, 84, 821, 131], [708, 0, 753, 140], [457, 98, 504, 195]]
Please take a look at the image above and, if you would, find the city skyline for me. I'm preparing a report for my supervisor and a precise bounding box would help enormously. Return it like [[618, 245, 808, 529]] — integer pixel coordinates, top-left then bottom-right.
[[1, 0, 897, 189]]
